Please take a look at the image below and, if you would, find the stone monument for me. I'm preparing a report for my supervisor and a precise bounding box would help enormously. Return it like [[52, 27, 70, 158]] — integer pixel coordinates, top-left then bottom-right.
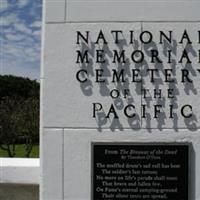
[[41, 0, 200, 199]]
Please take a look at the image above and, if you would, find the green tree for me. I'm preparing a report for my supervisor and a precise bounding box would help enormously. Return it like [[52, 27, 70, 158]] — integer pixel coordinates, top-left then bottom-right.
[[0, 75, 39, 157], [0, 75, 39, 99], [0, 97, 21, 157], [17, 97, 39, 157]]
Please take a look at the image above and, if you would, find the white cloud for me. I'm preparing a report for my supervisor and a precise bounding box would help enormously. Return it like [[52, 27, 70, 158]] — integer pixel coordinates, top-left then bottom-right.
[[3, 43, 24, 58], [6, 33, 25, 41], [2, 29, 40, 61], [0, 0, 42, 80], [32, 30, 41, 37], [1, 62, 40, 80], [28, 1, 41, 20], [24, 47, 39, 61], [0, 0, 9, 11], [17, 0, 29, 8], [14, 23, 32, 34], [0, 13, 19, 26], [30, 21, 41, 28], [1, 41, 41, 80]]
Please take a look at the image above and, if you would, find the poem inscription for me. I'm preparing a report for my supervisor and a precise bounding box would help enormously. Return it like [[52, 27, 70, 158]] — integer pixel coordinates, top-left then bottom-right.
[[92, 143, 188, 200]]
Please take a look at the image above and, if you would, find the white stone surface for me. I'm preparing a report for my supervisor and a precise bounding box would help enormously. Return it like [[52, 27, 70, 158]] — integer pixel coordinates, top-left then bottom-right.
[[0, 158, 39, 184], [41, 129, 63, 200], [43, 23, 142, 129], [42, 1, 200, 200], [141, 23, 200, 129], [66, 1, 200, 22], [44, 0, 200, 23], [46, 0, 66, 23], [64, 129, 200, 200], [42, 22, 200, 130]]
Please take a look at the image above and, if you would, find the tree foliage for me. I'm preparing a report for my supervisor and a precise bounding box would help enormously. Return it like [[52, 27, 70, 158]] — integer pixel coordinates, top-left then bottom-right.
[[0, 75, 39, 157]]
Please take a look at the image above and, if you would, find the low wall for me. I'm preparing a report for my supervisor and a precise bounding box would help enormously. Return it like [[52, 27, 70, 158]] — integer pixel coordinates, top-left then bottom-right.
[[0, 158, 40, 200]]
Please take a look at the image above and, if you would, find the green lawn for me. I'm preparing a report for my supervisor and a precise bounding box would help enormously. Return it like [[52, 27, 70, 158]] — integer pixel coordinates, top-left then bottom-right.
[[0, 144, 39, 158]]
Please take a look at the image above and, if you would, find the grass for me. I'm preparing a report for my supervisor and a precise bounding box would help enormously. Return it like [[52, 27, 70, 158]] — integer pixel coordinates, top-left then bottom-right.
[[0, 144, 39, 158]]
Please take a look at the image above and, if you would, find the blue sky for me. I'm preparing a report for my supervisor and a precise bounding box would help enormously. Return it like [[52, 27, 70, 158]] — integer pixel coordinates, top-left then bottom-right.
[[0, 0, 42, 80]]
